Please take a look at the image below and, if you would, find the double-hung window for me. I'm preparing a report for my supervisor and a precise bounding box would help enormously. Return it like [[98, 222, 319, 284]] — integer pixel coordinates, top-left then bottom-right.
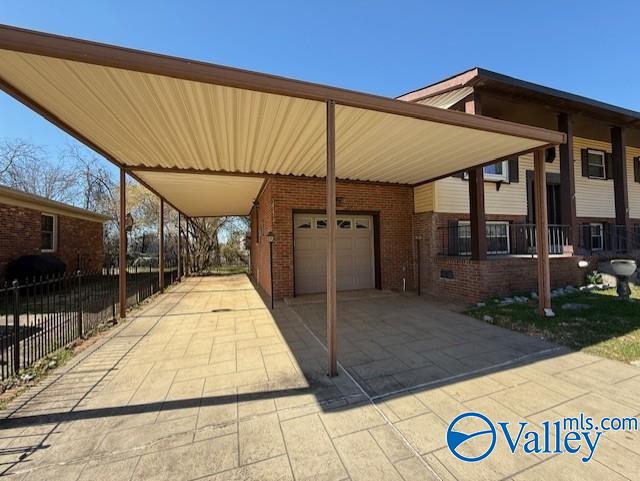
[[463, 161, 509, 182], [590, 223, 604, 251], [587, 150, 606, 180], [458, 221, 510, 255], [41, 213, 57, 252], [483, 161, 509, 181]]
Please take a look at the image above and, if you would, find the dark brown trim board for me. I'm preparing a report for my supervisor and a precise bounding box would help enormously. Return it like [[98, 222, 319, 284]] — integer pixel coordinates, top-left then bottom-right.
[[0, 24, 564, 145]]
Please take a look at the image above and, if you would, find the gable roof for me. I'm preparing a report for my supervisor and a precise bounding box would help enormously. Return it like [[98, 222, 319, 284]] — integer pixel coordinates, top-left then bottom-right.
[[397, 67, 640, 126], [0, 184, 110, 222]]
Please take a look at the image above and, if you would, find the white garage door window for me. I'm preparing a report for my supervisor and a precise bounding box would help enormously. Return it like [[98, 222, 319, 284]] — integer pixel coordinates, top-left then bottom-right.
[[294, 214, 375, 295]]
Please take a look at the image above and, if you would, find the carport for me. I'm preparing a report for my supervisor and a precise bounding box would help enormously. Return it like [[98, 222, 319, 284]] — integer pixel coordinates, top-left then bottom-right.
[[0, 24, 565, 376]]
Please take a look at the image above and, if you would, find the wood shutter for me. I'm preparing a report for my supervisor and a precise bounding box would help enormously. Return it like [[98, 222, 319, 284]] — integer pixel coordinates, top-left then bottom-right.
[[602, 222, 611, 251], [581, 149, 589, 177], [447, 220, 459, 255], [581, 223, 592, 250], [634, 156, 640, 183], [508, 158, 519, 183], [605, 152, 613, 180]]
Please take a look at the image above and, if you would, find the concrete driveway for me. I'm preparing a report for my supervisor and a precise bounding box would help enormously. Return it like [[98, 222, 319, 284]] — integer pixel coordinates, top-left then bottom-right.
[[1, 275, 638, 481]]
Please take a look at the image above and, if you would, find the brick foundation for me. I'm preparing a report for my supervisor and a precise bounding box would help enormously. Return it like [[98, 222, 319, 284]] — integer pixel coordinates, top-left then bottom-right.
[[414, 212, 598, 303]]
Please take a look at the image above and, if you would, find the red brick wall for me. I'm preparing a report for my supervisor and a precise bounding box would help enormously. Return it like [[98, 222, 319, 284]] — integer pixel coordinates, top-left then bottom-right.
[[0, 203, 41, 279], [250, 176, 414, 299], [249, 179, 274, 297], [0, 202, 104, 281], [57, 215, 104, 273]]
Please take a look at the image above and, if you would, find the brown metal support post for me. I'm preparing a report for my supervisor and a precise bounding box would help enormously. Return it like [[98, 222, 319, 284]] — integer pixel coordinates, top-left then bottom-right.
[[415, 236, 421, 295], [468, 169, 487, 260], [558, 113, 578, 248], [177, 211, 182, 281], [159, 198, 165, 292], [326, 99, 338, 377], [611, 126, 630, 250], [465, 91, 487, 260], [534, 149, 552, 316], [119, 168, 127, 319]]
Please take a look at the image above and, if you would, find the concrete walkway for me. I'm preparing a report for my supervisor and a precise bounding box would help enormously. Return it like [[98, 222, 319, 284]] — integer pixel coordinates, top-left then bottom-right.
[[0, 275, 638, 480]]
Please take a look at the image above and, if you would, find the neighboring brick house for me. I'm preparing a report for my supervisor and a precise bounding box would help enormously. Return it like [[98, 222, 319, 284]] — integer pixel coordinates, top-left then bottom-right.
[[250, 68, 640, 303], [0, 185, 109, 281]]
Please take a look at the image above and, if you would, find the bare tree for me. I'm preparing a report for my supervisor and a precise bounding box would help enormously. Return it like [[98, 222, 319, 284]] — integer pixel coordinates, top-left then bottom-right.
[[0, 138, 78, 203]]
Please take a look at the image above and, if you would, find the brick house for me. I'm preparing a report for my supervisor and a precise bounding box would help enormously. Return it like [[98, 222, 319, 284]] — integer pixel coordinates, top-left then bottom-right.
[[250, 68, 640, 303], [0, 185, 108, 280]]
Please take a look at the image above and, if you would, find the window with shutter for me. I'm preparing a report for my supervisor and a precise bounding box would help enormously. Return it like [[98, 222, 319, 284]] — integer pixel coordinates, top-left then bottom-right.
[[582, 149, 607, 180]]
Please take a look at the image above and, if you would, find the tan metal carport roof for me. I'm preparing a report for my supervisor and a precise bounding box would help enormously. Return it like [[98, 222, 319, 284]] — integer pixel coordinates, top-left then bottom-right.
[[0, 25, 565, 217]]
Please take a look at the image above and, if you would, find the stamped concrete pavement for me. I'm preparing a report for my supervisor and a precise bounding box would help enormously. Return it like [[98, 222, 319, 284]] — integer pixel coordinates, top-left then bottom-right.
[[0, 275, 638, 480]]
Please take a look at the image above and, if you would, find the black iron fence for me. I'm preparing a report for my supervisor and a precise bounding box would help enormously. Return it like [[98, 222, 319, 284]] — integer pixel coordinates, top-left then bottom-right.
[[1, 258, 180, 382], [439, 223, 570, 257]]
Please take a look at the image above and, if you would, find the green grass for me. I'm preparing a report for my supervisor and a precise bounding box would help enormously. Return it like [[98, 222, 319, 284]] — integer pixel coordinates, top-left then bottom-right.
[[465, 285, 640, 363]]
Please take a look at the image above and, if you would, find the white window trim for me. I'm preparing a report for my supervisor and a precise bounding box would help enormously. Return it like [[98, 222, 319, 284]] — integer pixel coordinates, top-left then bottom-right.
[[590, 223, 604, 251], [463, 161, 509, 182], [458, 220, 510, 255], [41, 213, 57, 253], [587, 149, 606, 180]]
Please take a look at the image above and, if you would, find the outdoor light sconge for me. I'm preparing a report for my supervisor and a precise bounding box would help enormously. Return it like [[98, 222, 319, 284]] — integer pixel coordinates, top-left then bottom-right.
[[267, 232, 275, 243]]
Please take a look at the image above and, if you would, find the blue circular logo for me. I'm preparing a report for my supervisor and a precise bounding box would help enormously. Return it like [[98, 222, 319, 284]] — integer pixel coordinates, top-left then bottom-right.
[[446, 412, 496, 462]]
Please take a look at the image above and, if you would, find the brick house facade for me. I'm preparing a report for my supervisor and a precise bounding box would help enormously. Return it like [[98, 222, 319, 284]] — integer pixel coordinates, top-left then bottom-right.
[[0, 186, 108, 281], [246, 68, 640, 305]]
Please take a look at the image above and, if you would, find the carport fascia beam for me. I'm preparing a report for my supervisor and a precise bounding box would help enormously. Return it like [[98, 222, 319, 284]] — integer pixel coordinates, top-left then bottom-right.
[[0, 24, 566, 145]]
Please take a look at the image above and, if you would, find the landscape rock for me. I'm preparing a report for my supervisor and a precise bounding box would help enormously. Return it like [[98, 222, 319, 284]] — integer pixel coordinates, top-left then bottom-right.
[[476, 302, 486, 308], [543, 308, 556, 318], [483, 315, 494, 322], [561, 303, 590, 311], [530, 292, 538, 299]]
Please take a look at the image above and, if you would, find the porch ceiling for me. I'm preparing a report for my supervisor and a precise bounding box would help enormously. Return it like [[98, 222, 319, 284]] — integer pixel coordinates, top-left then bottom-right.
[[0, 25, 565, 217]]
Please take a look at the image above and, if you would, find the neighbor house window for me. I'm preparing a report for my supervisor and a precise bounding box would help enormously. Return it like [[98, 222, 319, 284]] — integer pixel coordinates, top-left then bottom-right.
[[587, 150, 606, 179], [463, 161, 508, 182], [41, 213, 57, 252], [458, 221, 510, 255], [590, 223, 604, 251]]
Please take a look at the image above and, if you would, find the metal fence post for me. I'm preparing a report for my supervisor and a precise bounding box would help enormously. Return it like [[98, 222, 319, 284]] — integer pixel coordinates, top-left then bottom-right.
[[76, 270, 83, 338], [12, 279, 20, 374]]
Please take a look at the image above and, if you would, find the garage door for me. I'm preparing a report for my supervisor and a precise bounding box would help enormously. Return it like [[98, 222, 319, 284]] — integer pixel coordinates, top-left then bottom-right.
[[294, 214, 375, 295]]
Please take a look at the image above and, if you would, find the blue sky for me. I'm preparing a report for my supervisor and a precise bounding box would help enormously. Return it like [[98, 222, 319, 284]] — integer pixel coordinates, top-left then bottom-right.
[[1, 0, 639, 157]]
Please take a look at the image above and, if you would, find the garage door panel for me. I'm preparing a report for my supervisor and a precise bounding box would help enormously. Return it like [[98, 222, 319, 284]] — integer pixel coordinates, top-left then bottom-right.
[[294, 214, 374, 295]]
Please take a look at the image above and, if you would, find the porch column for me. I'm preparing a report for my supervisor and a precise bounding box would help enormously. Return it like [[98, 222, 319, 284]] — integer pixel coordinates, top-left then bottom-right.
[[558, 113, 578, 248], [326, 99, 338, 377], [119, 168, 127, 319], [159, 198, 165, 291], [177, 211, 182, 281], [611, 126, 630, 248], [465, 92, 487, 260], [534, 149, 552, 315]]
